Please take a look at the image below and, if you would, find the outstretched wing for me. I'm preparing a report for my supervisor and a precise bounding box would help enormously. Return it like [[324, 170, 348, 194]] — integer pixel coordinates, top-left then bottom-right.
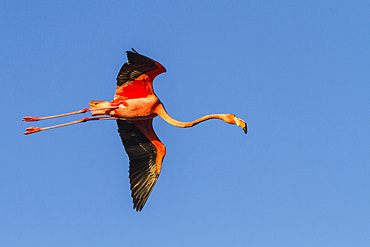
[[117, 119, 166, 211], [116, 49, 157, 86], [115, 49, 166, 99]]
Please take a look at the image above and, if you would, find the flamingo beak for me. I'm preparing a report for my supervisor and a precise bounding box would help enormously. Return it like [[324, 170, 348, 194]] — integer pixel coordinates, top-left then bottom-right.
[[242, 124, 247, 134]]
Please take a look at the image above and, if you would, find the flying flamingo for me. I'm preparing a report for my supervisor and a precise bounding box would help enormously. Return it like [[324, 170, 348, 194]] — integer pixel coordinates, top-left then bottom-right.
[[23, 49, 247, 211]]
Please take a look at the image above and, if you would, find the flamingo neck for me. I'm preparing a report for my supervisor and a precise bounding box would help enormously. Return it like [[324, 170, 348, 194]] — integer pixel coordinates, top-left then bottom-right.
[[155, 104, 234, 128]]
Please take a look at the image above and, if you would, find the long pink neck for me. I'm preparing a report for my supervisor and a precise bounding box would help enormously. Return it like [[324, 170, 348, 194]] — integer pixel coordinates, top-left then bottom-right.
[[155, 104, 232, 128]]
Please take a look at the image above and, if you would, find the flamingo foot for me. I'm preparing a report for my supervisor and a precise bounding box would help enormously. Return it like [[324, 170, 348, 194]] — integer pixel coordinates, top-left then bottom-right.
[[23, 117, 40, 122], [24, 127, 41, 135]]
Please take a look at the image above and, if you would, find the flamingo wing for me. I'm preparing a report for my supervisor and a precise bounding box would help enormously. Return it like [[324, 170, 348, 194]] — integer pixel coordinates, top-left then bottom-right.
[[114, 49, 166, 100], [116, 49, 166, 85], [117, 119, 165, 211], [116, 49, 158, 86]]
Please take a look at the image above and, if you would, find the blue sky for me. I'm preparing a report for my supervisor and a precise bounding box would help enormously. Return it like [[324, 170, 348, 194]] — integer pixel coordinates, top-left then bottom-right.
[[1, 1, 369, 246]]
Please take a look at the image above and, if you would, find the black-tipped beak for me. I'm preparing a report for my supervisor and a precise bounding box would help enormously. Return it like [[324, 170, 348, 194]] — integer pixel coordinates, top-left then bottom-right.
[[242, 124, 247, 134]]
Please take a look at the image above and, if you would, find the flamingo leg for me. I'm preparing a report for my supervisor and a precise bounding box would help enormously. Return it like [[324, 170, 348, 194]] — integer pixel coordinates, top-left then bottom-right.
[[22, 106, 118, 122], [24, 116, 119, 135]]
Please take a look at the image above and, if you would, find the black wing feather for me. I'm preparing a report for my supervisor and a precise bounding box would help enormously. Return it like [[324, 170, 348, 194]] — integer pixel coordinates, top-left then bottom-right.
[[116, 49, 157, 86], [117, 119, 159, 211]]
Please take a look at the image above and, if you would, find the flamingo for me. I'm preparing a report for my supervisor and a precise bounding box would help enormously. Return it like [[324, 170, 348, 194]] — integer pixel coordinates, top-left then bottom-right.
[[23, 49, 247, 211]]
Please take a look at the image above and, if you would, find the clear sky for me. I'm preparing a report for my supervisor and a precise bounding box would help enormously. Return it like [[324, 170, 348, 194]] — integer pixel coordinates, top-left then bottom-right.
[[1, 1, 369, 246]]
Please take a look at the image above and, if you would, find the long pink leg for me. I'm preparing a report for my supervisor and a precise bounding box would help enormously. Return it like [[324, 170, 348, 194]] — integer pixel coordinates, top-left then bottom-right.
[[22, 106, 118, 122], [24, 116, 119, 135]]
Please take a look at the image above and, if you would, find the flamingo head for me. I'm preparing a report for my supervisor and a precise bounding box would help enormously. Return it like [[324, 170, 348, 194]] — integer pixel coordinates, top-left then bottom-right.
[[234, 117, 247, 134]]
